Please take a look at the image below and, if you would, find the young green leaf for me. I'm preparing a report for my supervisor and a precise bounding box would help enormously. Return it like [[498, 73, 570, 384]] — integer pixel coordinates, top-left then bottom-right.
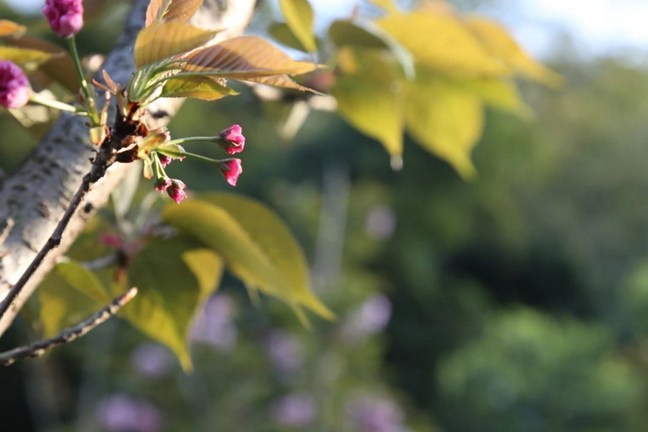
[[268, 22, 306, 52], [38, 261, 111, 337], [183, 35, 318, 78], [279, 0, 317, 53], [332, 48, 404, 166], [123, 236, 224, 371], [0, 46, 54, 71], [161, 75, 238, 100], [162, 195, 334, 321], [377, 10, 509, 78], [463, 17, 562, 88], [404, 72, 484, 179], [134, 21, 219, 67]]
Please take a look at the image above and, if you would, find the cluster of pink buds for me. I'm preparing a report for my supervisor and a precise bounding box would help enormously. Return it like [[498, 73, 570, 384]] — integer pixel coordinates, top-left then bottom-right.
[[144, 124, 245, 204]]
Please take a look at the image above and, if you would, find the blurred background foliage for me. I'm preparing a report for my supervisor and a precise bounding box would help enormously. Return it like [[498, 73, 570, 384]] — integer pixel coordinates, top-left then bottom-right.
[[2, 0, 648, 431]]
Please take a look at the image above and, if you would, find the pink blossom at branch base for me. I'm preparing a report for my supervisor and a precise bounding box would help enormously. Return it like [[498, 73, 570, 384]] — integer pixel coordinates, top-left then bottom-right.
[[219, 159, 243, 186], [217, 124, 245, 155], [43, 0, 84, 38], [166, 179, 187, 204], [0, 61, 30, 109]]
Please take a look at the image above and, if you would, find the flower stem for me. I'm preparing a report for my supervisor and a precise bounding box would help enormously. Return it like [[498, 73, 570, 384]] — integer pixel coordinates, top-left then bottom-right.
[[29, 92, 86, 114], [67, 37, 100, 125]]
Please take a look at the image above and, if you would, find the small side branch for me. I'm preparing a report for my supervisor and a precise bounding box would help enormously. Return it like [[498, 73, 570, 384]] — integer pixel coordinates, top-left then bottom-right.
[[0, 287, 137, 366]]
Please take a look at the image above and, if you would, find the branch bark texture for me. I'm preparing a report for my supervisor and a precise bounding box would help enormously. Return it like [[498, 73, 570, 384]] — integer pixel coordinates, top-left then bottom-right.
[[0, 0, 255, 336]]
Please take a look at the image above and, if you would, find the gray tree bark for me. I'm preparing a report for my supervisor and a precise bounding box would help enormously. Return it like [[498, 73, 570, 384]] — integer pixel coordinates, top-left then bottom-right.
[[0, 0, 256, 336]]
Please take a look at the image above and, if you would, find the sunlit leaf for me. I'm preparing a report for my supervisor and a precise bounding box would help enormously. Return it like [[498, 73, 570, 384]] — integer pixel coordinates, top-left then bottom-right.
[[378, 10, 509, 78], [123, 236, 224, 371], [145, 0, 165, 26], [279, 0, 317, 53], [0, 20, 26, 37], [0, 46, 54, 71], [404, 72, 483, 178], [6, 35, 77, 92], [459, 78, 530, 116], [161, 75, 238, 100], [163, 195, 334, 320], [369, 0, 399, 13], [184, 35, 318, 78], [163, 0, 204, 23], [268, 22, 305, 52], [134, 21, 219, 67], [38, 261, 110, 337], [332, 48, 404, 165], [329, 20, 415, 78], [245, 74, 315, 92], [464, 17, 562, 87]]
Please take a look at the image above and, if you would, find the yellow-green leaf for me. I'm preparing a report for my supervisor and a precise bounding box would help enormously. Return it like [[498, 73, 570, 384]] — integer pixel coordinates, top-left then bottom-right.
[[163, 0, 204, 23], [184, 35, 318, 78], [245, 74, 315, 92], [279, 0, 317, 53], [134, 21, 219, 67], [0, 19, 26, 37], [163, 195, 334, 320], [0, 46, 54, 71], [332, 48, 404, 165], [268, 22, 307, 52], [404, 72, 483, 179], [123, 236, 224, 371], [463, 17, 562, 88], [161, 75, 238, 100], [329, 20, 415, 78], [378, 10, 509, 78], [459, 78, 530, 116], [369, 0, 399, 13], [38, 261, 109, 337]]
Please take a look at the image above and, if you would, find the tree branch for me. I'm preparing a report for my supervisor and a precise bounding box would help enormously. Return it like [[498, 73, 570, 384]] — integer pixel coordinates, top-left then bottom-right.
[[0, 0, 256, 336], [0, 287, 138, 366]]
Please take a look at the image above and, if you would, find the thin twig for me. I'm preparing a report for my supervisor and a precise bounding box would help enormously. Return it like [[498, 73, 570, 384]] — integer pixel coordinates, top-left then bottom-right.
[[0, 287, 137, 366], [0, 150, 110, 320]]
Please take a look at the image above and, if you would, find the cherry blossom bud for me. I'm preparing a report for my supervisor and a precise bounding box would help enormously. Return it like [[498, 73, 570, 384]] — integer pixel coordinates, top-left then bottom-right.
[[154, 177, 171, 192], [216, 124, 245, 155], [43, 0, 84, 38], [158, 155, 173, 169], [219, 159, 243, 186], [166, 179, 187, 204], [0, 61, 30, 109]]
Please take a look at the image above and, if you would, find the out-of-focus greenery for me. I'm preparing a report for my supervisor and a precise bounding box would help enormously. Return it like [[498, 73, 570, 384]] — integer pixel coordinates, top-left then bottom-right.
[[3, 1, 648, 432]]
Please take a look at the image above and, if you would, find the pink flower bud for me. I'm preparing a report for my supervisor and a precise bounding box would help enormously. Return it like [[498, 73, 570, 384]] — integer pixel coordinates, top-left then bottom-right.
[[167, 179, 187, 204], [0, 61, 30, 109], [158, 155, 173, 169], [219, 159, 243, 186], [216, 124, 245, 155], [154, 177, 172, 192], [43, 0, 84, 38]]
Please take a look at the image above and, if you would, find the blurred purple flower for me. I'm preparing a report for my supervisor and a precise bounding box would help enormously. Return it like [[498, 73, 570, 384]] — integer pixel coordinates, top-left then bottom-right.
[[341, 294, 392, 343], [365, 204, 396, 240], [0, 60, 30, 109], [130, 343, 173, 378], [43, 0, 84, 38], [272, 393, 316, 428], [190, 294, 237, 351], [264, 330, 303, 374], [95, 394, 162, 432], [347, 395, 406, 432]]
